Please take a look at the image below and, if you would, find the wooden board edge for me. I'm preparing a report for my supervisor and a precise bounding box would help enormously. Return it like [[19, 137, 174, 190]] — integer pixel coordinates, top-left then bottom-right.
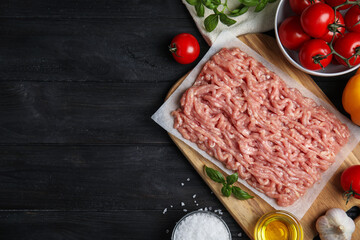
[[164, 33, 360, 240], [168, 133, 273, 239]]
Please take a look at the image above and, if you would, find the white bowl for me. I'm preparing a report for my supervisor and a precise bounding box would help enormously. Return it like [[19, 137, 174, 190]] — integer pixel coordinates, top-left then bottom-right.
[[274, 0, 360, 76], [171, 210, 232, 240]]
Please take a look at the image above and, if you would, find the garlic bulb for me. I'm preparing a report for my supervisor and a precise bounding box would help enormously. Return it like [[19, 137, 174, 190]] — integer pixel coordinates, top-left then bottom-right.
[[316, 208, 355, 240]]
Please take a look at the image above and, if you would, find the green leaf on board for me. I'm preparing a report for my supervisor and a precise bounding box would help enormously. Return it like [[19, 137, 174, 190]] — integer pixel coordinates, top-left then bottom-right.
[[204, 166, 226, 184], [221, 184, 232, 197], [226, 172, 238, 185], [232, 186, 254, 200]]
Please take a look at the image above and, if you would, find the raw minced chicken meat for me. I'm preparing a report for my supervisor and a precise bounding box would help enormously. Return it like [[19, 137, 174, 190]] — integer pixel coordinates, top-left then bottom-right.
[[172, 48, 350, 207]]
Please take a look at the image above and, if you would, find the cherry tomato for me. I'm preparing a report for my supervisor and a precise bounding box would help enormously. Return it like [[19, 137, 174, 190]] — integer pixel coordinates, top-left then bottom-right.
[[300, 3, 335, 38], [169, 33, 200, 64], [289, 0, 324, 15], [325, 0, 355, 10], [341, 165, 360, 204], [334, 32, 360, 66], [299, 39, 332, 70], [278, 16, 311, 50], [320, 11, 345, 43], [345, 5, 360, 33]]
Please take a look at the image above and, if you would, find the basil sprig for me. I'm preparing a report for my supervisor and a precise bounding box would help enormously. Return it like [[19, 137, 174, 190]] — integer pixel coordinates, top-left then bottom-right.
[[204, 14, 219, 32], [186, 0, 277, 32], [204, 166, 254, 200]]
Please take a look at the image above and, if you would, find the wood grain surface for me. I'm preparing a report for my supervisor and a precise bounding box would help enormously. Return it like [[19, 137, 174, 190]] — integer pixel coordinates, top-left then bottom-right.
[[167, 33, 360, 240]]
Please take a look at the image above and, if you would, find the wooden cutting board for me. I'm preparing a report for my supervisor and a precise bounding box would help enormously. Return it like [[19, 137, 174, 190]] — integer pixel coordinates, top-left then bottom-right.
[[166, 33, 360, 240]]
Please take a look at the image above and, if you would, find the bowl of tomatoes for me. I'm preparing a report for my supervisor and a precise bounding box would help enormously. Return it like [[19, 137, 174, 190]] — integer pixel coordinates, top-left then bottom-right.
[[275, 0, 360, 76]]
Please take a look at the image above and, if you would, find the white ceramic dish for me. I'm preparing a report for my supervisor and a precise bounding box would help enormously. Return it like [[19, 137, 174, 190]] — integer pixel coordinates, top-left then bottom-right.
[[274, 0, 360, 76]]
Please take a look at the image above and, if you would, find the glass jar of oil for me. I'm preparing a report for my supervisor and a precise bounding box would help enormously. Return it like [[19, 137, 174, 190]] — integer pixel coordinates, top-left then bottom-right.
[[254, 210, 303, 240]]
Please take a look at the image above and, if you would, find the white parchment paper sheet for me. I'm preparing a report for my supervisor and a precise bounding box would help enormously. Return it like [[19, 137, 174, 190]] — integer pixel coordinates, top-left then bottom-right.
[[151, 31, 360, 219]]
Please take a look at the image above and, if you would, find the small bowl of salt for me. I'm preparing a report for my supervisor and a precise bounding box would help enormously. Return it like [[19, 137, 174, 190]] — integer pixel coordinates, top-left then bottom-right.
[[171, 210, 232, 240]]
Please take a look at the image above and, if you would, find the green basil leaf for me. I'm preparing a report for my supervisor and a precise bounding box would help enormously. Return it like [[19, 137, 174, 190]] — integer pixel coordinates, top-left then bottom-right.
[[242, 0, 259, 7], [186, 0, 199, 6], [202, 0, 216, 9], [230, 8, 240, 14], [208, 3, 217, 9], [221, 184, 232, 197], [268, 0, 277, 3], [204, 14, 219, 32], [226, 172, 238, 185], [232, 186, 254, 200], [204, 166, 225, 183], [255, 0, 268, 12], [212, 0, 221, 5], [195, 2, 205, 17], [219, 13, 237, 26], [229, 4, 249, 17], [238, 6, 249, 14]]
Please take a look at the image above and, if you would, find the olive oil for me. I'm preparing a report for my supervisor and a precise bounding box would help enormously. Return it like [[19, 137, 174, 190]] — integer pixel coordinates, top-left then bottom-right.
[[254, 211, 303, 240]]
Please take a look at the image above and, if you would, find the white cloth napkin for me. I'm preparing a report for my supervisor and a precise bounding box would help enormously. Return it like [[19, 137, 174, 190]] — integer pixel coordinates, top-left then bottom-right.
[[182, 0, 280, 45]]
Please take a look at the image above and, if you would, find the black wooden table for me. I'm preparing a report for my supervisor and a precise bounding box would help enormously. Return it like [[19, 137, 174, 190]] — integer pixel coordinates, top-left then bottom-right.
[[0, 1, 356, 239]]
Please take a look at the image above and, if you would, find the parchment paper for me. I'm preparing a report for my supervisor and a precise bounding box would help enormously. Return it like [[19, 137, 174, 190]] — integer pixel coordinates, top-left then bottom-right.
[[151, 31, 360, 219]]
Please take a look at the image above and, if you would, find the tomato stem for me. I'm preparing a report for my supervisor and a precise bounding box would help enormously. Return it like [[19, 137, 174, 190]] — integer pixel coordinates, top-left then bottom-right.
[[325, 0, 360, 68], [168, 43, 183, 58], [342, 182, 360, 205], [312, 54, 327, 69]]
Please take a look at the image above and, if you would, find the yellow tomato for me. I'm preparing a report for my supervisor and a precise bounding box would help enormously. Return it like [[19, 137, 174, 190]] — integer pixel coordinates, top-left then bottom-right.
[[342, 68, 360, 126]]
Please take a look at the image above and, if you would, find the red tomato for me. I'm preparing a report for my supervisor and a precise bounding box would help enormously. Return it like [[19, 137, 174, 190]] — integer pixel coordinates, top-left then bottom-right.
[[169, 33, 200, 64], [299, 39, 332, 70], [341, 165, 360, 204], [278, 16, 311, 50], [345, 5, 360, 32], [334, 32, 360, 66], [325, 0, 355, 10], [289, 0, 324, 15], [320, 11, 345, 43], [300, 3, 335, 38]]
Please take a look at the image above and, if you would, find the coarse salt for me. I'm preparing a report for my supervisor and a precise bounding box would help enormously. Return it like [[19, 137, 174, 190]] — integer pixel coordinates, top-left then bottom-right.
[[162, 208, 167, 214], [173, 212, 230, 240], [214, 209, 224, 215]]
